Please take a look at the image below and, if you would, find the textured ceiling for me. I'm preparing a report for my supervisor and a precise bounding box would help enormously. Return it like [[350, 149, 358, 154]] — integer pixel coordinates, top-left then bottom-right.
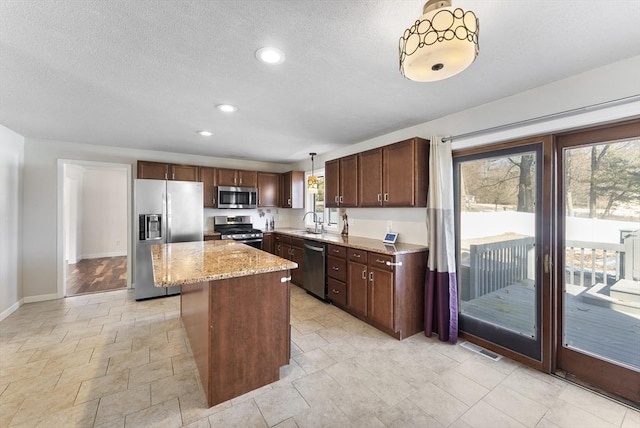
[[1, 0, 640, 162]]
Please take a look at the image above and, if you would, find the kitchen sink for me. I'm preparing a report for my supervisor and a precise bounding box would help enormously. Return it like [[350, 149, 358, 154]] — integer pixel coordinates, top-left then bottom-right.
[[289, 229, 323, 236]]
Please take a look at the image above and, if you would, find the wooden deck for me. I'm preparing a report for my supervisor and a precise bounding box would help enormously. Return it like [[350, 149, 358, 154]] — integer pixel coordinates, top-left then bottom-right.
[[460, 281, 640, 370]]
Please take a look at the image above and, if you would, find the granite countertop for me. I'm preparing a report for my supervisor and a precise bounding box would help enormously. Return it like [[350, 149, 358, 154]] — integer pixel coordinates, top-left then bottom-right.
[[268, 228, 428, 255], [151, 240, 297, 287]]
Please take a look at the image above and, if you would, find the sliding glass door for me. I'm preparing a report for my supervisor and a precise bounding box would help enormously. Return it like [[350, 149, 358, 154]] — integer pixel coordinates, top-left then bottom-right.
[[454, 140, 548, 362], [556, 124, 640, 403]]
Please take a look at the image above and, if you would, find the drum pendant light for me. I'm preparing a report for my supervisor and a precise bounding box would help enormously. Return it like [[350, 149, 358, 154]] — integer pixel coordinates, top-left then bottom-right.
[[399, 0, 479, 82]]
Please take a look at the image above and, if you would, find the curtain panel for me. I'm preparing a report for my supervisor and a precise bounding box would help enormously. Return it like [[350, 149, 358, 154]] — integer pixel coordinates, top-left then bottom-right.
[[425, 136, 458, 343]]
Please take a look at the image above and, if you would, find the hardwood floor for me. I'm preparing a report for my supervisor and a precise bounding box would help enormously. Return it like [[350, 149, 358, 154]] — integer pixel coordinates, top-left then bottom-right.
[[65, 256, 127, 296]]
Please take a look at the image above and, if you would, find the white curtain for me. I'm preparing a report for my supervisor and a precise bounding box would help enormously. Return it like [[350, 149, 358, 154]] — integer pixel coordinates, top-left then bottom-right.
[[424, 136, 458, 343]]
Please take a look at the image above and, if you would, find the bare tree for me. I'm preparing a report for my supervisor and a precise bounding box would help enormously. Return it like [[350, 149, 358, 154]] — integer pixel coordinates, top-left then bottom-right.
[[589, 145, 609, 218], [514, 154, 534, 212]]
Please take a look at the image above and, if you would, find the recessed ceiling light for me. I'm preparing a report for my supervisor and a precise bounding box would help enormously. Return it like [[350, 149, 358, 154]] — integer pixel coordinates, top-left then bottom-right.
[[197, 130, 213, 136], [255, 47, 285, 65], [216, 104, 238, 113]]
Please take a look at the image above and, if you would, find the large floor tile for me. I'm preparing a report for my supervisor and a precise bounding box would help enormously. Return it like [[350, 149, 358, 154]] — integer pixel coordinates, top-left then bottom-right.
[[94, 383, 151, 426], [460, 400, 527, 428], [254, 383, 311, 426], [207, 399, 268, 427], [410, 382, 469, 427], [483, 383, 548, 427], [124, 397, 182, 428]]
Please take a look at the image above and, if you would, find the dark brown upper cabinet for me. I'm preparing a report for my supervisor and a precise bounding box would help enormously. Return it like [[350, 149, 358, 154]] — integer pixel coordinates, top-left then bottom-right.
[[358, 137, 428, 207], [217, 168, 258, 187], [280, 171, 304, 208], [325, 155, 358, 208], [137, 161, 199, 181], [257, 172, 280, 207], [200, 166, 217, 207]]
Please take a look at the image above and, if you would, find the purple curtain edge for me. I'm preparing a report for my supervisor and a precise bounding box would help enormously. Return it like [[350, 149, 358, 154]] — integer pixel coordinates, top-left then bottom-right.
[[424, 269, 458, 344]]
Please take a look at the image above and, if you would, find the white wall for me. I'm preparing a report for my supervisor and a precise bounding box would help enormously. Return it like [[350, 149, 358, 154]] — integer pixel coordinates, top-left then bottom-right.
[[64, 164, 83, 264], [18, 56, 640, 300], [80, 167, 127, 259], [0, 125, 24, 320]]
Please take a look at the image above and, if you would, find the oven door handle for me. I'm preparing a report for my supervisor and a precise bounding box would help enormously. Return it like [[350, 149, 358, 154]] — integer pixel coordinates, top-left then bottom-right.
[[237, 238, 263, 244]]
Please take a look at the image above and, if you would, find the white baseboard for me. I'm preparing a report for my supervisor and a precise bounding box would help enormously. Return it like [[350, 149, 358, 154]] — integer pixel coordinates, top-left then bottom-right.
[[23, 293, 60, 304], [78, 251, 127, 261], [0, 299, 23, 322]]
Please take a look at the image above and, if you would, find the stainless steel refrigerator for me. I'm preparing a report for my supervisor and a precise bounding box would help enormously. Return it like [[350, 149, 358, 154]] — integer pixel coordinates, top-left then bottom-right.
[[135, 179, 203, 300]]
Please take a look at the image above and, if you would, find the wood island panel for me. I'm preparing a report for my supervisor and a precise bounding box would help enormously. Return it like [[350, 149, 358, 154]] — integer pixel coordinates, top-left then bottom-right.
[[181, 271, 291, 407]]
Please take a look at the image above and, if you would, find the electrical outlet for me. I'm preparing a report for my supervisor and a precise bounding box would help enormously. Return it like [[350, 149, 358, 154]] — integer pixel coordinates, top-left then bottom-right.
[[386, 220, 392, 232]]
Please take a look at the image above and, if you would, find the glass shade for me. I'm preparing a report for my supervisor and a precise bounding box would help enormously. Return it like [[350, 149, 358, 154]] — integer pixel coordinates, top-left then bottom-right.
[[307, 175, 319, 194], [399, 6, 479, 82]]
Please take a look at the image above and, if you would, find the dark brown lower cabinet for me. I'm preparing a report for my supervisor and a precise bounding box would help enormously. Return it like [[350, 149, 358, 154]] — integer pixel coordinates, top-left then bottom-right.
[[273, 234, 303, 286], [289, 238, 304, 286], [345, 248, 427, 339], [347, 260, 367, 317]]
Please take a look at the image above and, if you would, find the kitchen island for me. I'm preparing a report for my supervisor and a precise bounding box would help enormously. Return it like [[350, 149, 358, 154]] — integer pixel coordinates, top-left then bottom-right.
[[151, 240, 297, 407]]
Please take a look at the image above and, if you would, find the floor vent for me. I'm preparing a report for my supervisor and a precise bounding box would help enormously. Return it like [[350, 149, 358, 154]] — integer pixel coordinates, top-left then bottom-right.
[[459, 341, 503, 361]]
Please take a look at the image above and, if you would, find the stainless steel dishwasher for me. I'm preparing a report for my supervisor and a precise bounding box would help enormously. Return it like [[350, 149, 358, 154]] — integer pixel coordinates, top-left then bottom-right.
[[303, 240, 327, 300]]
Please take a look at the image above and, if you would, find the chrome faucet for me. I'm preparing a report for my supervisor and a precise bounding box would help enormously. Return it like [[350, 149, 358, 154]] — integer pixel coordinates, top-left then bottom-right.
[[302, 211, 323, 234]]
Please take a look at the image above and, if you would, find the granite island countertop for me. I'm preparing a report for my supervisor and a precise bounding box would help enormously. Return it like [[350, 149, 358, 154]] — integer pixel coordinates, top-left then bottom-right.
[[151, 240, 298, 287], [268, 228, 428, 255]]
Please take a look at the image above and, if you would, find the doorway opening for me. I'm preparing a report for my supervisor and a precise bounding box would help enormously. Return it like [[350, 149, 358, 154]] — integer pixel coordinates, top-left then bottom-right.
[[58, 160, 132, 297]]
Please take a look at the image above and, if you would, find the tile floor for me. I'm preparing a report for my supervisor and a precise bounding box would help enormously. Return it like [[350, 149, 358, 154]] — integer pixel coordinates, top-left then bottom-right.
[[1, 284, 638, 427]]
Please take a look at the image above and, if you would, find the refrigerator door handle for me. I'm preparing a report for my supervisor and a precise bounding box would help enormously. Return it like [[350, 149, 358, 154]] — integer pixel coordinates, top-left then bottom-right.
[[165, 192, 171, 243]]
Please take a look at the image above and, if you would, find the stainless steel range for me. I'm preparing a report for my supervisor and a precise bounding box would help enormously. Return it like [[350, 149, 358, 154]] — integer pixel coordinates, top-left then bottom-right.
[[213, 215, 263, 249]]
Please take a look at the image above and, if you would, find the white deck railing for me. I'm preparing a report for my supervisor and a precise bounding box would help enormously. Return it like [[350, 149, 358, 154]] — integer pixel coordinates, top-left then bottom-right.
[[565, 240, 627, 287]]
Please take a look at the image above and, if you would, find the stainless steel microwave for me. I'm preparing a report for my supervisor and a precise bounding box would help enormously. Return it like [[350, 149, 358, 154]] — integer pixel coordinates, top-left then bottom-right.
[[216, 186, 258, 209]]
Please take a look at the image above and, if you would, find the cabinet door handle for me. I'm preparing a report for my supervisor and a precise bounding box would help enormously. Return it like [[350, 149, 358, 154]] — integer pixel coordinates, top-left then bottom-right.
[[172, 173, 175, 180], [386, 261, 402, 267], [352, 253, 361, 258], [332, 266, 339, 271], [384, 193, 389, 201], [288, 198, 291, 205], [335, 196, 339, 203], [339, 196, 344, 203], [376, 259, 386, 264], [369, 271, 374, 281], [164, 172, 168, 180], [377, 194, 382, 202], [333, 249, 340, 253], [362, 270, 367, 279], [280, 276, 291, 283], [332, 288, 340, 294]]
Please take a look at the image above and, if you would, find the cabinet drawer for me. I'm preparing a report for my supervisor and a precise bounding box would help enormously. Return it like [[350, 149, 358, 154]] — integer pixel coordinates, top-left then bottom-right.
[[369, 253, 395, 271], [327, 256, 347, 281], [327, 278, 347, 307], [274, 234, 291, 245], [349, 249, 368, 263], [327, 244, 346, 258], [291, 237, 304, 248]]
